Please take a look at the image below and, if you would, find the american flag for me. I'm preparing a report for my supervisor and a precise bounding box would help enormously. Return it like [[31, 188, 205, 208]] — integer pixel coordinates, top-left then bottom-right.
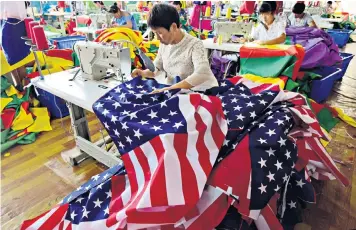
[[21, 77, 348, 230]]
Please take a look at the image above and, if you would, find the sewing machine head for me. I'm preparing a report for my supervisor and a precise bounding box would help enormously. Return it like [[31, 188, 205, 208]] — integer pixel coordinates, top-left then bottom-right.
[[214, 21, 254, 43], [89, 13, 113, 29], [74, 41, 131, 81]]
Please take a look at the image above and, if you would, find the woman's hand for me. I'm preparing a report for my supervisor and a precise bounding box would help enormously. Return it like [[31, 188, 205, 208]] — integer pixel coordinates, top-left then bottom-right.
[[150, 87, 171, 94], [131, 69, 155, 78]]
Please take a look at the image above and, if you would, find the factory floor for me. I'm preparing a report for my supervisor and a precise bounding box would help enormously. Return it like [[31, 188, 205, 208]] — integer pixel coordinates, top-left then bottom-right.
[[1, 43, 356, 230]]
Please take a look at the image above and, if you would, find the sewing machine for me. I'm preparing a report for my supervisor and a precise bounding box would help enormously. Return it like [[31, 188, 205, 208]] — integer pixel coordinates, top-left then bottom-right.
[[89, 13, 113, 29], [74, 41, 131, 81], [214, 21, 254, 43]]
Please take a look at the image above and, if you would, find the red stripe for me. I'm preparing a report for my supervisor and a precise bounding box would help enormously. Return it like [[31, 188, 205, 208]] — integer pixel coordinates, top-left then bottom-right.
[[174, 134, 199, 205], [193, 103, 214, 177], [21, 209, 52, 230], [228, 76, 243, 85], [148, 136, 168, 206], [307, 138, 349, 186], [260, 205, 283, 230], [186, 193, 230, 230], [208, 135, 252, 216], [239, 45, 299, 58], [124, 147, 152, 217], [36, 204, 69, 230], [232, 135, 252, 216], [249, 83, 280, 94], [65, 222, 72, 230], [201, 96, 226, 149], [106, 175, 127, 227]]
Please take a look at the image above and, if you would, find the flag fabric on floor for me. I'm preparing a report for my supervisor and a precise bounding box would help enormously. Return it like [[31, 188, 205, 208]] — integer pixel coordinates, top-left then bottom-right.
[[21, 77, 348, 230]]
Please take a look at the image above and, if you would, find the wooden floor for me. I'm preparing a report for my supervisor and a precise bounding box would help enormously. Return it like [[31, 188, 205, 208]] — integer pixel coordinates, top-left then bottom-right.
[[2, 44, 356, 230]]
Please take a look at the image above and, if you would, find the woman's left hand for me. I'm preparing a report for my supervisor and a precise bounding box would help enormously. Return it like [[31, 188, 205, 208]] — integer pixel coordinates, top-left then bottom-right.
[[150, 87, 171, 94]]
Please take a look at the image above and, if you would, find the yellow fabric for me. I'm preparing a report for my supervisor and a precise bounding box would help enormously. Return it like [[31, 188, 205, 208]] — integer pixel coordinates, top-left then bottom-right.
[[1, 98, 13, 113], [32, 54, 73, 74], [334, 107, 356, 128], [32, 98, 40, 107], [0, 50, 35, 75], [11, 106, 34, 131], [320, 127, 332, 147], [242, 74, 286, 90], [5, 85, 23, 99], [27, 108, 52, 132]]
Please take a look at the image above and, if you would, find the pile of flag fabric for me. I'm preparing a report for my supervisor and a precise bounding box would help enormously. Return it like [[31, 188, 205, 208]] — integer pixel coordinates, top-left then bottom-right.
[[1, 76, 52, 153], [22, 76, 349, 229]]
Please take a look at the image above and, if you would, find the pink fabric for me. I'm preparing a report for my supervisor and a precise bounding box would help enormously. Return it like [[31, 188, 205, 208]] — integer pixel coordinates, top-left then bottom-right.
[[190, 2, 212, 30], [239, 1, 255, 15]]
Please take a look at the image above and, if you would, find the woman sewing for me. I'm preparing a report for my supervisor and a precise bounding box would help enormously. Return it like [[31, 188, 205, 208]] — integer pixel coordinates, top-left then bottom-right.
[[131, 3, 218, 93], [108, 3, 138, 30], [288, 2, 317, 27], [241, 1, 286, 45]]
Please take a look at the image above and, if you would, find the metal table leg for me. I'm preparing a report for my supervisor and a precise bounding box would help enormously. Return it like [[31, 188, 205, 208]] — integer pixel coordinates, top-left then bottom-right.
[[66, 102, 122, 168]]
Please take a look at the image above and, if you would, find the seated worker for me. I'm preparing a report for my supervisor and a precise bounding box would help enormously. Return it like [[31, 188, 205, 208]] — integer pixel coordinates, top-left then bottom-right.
[[173, 1, 187, 21], [131, 3, 218, 93], [241, 2, 286, 45], [288, 2, 317, 27], [108, 3, 138, 30], [326, 1, 335, 14]]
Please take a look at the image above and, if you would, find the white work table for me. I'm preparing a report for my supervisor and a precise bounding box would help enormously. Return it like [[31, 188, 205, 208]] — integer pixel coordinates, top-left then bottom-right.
[[32, 68, 127, 167], [322, 18, 343, 23], [202, 38, 243, 53]]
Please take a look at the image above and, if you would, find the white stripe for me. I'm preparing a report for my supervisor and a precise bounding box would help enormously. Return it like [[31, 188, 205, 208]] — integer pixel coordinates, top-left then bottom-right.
[[196, 105, 220, 167], [26, 206, 62, 229], [182, 186, 223, 228], [136, 142, 159, 208], [116, 175, 132, 222], [161, 134, 185, 205], [249, 209, 261, 220], [70, 219, 119, 230], [289, 107, 317, 124], [179, 95, 207, 196], [255, 215, 271, 230], [247, 173, 252, 199], [313, 137, 340, 169]]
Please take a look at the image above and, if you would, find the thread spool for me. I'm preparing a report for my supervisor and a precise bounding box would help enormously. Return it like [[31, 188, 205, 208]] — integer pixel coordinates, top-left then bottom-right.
[[33, 26, 49, 51], [226, 7, 232, 19], [205, 6, 211, 17], [215, 6, 221, 18], [24, 17, 34, 38], [29, 21, 39, 44]]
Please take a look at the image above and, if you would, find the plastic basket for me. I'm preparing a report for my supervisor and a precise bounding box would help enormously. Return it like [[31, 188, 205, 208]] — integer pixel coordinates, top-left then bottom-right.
[[339, 52, 354, 77], [36, 88, 69, 118], [327, 29, 352, 48], [310, 66, 342, 103], [49, 35, 86, 49]]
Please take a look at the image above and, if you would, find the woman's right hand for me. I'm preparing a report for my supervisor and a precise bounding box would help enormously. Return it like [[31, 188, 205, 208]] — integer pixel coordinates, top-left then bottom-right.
[[131, 69, 154, 78]]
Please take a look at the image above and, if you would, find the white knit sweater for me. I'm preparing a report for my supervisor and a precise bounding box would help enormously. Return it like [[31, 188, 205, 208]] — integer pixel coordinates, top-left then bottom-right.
[[153, 32, 218, 91]]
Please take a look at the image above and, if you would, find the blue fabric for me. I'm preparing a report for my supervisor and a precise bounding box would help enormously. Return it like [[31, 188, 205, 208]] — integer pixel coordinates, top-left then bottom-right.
[[1, 18, 31, 66], [113, 14, 138, 30]]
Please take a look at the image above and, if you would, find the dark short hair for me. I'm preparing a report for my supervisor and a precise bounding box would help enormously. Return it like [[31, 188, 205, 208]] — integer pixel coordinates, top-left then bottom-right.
[[173, 1, 182, 8], [148, 3, 180, 30], [259, 2, 276, 14], [327, 1, 332, 4], [292, 2, 306, 14], [108, 3, 120, 14]]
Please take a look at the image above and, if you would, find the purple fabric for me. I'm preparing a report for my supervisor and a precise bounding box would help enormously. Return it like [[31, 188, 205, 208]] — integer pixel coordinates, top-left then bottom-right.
[[210, 50, 232, 80], [286, 27, 342, 69]]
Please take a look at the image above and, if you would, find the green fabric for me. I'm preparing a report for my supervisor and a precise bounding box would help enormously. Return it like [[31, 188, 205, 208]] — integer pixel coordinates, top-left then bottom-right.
[[0, 134, 27, 153], [1, 76, 11, 93], [316, 108, 340, 132], [1, 129, 10, 144], [240, 56, 294, 78]]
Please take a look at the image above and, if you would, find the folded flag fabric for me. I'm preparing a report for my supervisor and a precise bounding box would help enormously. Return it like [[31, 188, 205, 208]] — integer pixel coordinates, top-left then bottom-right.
[[239, 44, 305, 81], [0, 76, 52, 152], [286, 27, 342, 69], [22, 77, 348, 229]]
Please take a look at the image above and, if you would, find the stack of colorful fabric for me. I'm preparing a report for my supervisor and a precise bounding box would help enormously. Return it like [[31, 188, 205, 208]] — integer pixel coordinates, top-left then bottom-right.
[[22, 77, 349, 229], [1, 76, 52, 153]]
